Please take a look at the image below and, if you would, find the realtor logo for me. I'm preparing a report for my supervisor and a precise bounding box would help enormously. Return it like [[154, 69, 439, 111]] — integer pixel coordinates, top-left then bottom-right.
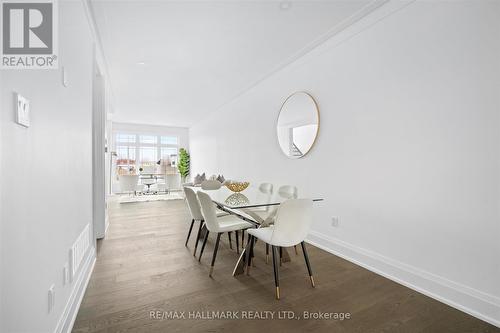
[[1, 0, 58, 69]]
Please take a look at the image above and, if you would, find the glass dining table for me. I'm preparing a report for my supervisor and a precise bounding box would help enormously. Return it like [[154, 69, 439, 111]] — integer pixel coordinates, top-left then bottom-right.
[[186, 185, 323, 276]]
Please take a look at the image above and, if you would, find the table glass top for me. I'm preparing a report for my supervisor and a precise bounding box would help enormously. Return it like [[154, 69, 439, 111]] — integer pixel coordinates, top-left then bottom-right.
[[187, 185, 322, 209]]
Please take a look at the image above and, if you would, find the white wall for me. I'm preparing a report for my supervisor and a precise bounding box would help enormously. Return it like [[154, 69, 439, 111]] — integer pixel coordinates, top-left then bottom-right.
[[190, 0, 500, 326], [0, 1, 96, 332], [0, 48, 4, 333]]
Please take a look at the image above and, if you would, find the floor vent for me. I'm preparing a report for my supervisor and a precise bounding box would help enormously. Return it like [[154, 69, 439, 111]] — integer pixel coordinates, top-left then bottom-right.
[[70, 224, 90, 279]]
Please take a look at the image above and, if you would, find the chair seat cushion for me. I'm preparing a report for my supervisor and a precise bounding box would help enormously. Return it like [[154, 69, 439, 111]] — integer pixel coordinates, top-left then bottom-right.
[[247, 226, 299, 247], [247, 226, 274, 244], [216, 210, 229, 218], [216, 215, 254, 233]]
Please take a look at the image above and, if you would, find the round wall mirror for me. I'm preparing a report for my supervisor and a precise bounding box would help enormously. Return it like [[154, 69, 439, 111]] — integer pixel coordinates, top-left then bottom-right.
[[276, 92, 319, 159]]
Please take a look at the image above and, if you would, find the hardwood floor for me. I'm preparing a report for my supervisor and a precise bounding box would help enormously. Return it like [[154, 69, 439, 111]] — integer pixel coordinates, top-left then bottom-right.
[[73, 199, 499, 333]]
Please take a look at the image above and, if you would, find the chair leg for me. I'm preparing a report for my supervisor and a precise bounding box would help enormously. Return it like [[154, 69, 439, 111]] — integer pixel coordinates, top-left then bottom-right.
[[235, 230, 240, 254], [294, 245, 298, 255], [272, 245, 280, 300], [279, 247, 283, 266], [245, 235, 253, 275], [193, 221, 204, 256], [185, 219, 195, 247], [198, 230, 209, 262], [209, 233, 222, 277], [250, 236, 256, 267], [266, 244, 269, 264], [301, 241, 315, 287], [228, 232, 233, 250], [241, 230, 245, 249]]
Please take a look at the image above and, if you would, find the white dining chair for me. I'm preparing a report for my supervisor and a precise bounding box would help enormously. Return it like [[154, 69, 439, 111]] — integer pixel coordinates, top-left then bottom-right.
[[183, 187, 205, 253], [246, 199, 315, 299], [197, 191, 254, 277], [241, 182, 274, 249], [259, 183, 273, 193], [140, 165, 156, 174], [254, 184, 297, 219], [141, 178, 156, 194], [119, 175, 140, 195], [278, 185, 298, 199], [260, 184, 299, 260], [201, 180, 222, 190], [184, 187, 230, 256]]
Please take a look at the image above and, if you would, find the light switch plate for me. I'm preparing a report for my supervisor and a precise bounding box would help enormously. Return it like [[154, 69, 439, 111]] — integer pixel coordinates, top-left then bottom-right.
[[15, 93, 30, 127]]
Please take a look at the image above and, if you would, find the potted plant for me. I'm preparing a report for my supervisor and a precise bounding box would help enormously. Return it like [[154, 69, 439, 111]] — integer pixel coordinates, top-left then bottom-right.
[[177, 148, 190, 183]]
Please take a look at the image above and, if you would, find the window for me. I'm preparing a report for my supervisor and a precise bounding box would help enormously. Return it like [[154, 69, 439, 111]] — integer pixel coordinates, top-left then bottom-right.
[[161, 147, 178, 166], [116, 146, 136, 175], [139, 146, 157, 164], [116, 146, 136, 164], [116, 134, 136, 143], [114, 132, 180, 176], [161, 136, 178, 145], [140, 135, 157, 144]]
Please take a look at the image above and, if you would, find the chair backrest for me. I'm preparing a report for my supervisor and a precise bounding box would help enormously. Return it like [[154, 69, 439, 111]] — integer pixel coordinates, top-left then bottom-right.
[[201, 180, 222, 190], [196, 191, 220, 232], [183, 187, 204, 221], [259, 183, 273, 194], [271, 199, 313, 247], [141, 165, 156, 174], [119, 175, 139, 192], [278, 185, 298, 199]]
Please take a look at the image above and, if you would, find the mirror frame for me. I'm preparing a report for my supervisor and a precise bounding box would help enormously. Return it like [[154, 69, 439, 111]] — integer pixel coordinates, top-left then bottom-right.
[[276, 91, 320, 159]]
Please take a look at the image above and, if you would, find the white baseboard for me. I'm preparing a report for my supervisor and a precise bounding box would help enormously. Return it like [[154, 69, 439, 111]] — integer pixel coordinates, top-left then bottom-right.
[[54, 247, 96, 333], [306, 231, 500, 328]]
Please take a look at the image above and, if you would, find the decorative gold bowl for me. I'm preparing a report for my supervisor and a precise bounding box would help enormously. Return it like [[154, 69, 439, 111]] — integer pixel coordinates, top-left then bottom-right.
[[225, 181, 250, 193]]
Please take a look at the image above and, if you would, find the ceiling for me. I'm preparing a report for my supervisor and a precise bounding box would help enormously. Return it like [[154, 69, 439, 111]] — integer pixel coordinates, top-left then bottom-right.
[[91, 0, 371, 128]]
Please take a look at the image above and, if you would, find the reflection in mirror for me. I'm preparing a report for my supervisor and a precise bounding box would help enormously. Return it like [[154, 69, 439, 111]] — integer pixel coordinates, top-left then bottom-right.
[[277, 92, 319, 159]]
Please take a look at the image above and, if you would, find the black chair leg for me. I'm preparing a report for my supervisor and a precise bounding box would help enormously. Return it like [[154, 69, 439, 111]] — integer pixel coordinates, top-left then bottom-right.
[[250, 236, 256, 267], [294, 245, 298, 255], [235, 230, 240, 254], [272, 245, 280, 300], [198, 230, 209, 262], [209, 233, 222, 277], [266, 244, 269, 264], [228, 232, 233, 250], [241, 230, 245, 249], [193, 221, 204, 256], [301, 242, 315, 287], [279, 247, 283, 266], [245, 235, 253, 275], [185, 219, 195, 247]]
